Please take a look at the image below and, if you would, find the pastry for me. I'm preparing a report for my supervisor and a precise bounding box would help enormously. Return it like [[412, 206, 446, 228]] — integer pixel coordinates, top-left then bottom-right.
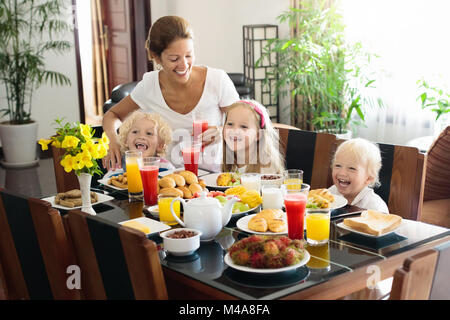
[[309, 189, 335, 202], [178, 170, 198, 185], [159, 187, 184, 198], [188, 183, 203, 195], [159, 177, 176, 189], [198, 179, 206, 189], [268, 218, 287, 233], [165, 174, 186, 187], [256, 209, 283, 222], [177, 186, 193, 199], [248, 216, 268, 232]]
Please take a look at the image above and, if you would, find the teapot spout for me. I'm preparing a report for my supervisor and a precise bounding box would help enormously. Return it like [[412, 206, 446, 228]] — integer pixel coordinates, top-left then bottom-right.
[[222, 196, 238, 227]]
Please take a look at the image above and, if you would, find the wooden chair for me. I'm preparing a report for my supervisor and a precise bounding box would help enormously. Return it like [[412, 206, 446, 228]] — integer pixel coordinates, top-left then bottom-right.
[[390, 241, 450, 300], [67, 209, 167, 300], [51, 125, 105, 193], [0, 188, 81, 299], [273, 123, 336, 189], [332, 138, 427, 220]]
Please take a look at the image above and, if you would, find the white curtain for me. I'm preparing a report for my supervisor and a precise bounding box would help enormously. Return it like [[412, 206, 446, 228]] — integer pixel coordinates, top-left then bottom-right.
[[342, 0, 450, 145]]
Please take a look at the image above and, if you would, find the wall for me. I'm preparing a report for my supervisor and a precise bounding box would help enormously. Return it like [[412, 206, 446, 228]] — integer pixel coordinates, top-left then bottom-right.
[[0, 0, 80, 146], [150, 0, 292, 123]]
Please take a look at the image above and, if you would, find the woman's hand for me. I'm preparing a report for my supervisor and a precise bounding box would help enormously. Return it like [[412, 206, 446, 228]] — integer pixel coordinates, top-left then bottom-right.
[[198, 126, 222, 148], [102, 138, 122, 171]]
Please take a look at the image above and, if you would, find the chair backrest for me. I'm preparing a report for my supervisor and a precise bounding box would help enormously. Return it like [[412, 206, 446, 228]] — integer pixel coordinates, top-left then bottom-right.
[[429, 241, 450, 299], [51, 125, 105, 193], [0, 188, 80, 299], [273, 123, 336, 189], [333, 138, 426, 220], [390, 249, 439, 300], [67, 209, 167, 300], [103, 81, 139, 114]]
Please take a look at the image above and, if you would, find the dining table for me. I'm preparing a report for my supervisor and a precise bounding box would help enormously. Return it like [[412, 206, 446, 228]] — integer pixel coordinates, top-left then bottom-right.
[[57, 180, 450, 300]]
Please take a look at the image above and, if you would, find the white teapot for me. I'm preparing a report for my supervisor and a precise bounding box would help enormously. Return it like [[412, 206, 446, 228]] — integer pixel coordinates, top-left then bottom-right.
[[170, 192, 238, 241]]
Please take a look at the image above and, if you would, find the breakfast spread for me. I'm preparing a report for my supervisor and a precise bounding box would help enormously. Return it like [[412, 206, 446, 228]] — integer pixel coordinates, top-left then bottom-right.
[[55, 189, 98, 208], [343, 210, 402, 236], [248, 209, 287, 233], [228, 235, 305, 269], [307, 188, 335, 209]]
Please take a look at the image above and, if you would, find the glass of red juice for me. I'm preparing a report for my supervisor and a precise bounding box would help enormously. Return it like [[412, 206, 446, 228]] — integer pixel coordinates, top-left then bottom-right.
[[193, 116, 208, 152], [137, 157, 160, 206], [282, 183, 310, 240], [181, 140, 201, 176]]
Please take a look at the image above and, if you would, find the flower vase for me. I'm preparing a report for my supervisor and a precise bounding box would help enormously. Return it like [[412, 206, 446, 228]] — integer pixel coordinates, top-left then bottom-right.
[[77, 173, 96, 215]]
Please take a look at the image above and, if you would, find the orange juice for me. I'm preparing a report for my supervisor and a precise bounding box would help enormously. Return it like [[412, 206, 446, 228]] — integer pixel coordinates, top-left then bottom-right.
[[306, 212, 330, 244], [306, 243, 330, 269], [283, 178, 303, 190], [158, 197, 180, 225], [126, 162, 143, 193]]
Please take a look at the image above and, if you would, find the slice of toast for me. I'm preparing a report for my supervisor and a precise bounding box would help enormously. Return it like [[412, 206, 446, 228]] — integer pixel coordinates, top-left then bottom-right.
[[343, 210, 402, 236]]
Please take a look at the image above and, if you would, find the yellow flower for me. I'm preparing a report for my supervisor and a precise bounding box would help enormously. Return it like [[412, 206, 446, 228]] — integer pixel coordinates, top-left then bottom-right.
[[74, 151, 93, 170], [60, 154, 75, 173], [101, 132, 110, 148], [38, 139, 52, 151], [62, 136, 80, 149], [81, 139, 99, 158], [96, 143, 108, 159], [52, 140, 62, 148], [79, 124, 92, 139]]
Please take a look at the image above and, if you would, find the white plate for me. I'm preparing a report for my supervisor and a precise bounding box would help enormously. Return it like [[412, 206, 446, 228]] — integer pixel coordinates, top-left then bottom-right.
[[236, 213, 288, 235], [224, 251, 310, 274], [336, 221, 403, 238], [200, 172, 241, 191], [306, 194, 348, 210], [119, 217, 171, 236], [329, 195, 348, 209], [42, 192, 114, 210], [98, 169, 127, 190]]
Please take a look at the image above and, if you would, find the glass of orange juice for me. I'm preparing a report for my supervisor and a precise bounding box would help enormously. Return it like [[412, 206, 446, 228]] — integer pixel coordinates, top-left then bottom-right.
[[283, 169, 303, 190], [306, 208, 331, 245], [158, 195, 180, 225], [125, 150, 143, 202]]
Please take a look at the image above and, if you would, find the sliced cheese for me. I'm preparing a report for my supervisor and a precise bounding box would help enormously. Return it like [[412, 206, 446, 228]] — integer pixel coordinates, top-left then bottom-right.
[[122, 221, 150, 234], [343, 210, 402, 236]]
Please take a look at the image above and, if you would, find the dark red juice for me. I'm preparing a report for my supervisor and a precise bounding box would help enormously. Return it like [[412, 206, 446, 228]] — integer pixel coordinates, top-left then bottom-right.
[[284, 193, 307, 239], [139, 166, 159, 206]]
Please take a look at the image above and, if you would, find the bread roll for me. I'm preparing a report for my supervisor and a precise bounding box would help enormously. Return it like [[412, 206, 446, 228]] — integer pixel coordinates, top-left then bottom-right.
[[198, 179, 206, 190], [166, 174, 186, 187], [159, 177, 176, 189], [177, 186, 193, 199], [178, 170, 198, 185], [188, 183, 203, 195], [159, 187, 184, 198]]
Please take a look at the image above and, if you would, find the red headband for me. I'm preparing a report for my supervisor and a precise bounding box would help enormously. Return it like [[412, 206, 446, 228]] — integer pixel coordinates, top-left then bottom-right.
[[237, 100, 266, 129]]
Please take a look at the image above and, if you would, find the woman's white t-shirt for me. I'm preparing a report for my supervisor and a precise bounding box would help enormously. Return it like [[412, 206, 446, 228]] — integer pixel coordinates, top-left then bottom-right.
[[328, 185, 389, 213], [130, 66, 239, 172]]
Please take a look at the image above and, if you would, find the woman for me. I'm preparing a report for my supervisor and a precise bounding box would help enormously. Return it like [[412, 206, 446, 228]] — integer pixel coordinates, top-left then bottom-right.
[[102, 15, 239, 171]]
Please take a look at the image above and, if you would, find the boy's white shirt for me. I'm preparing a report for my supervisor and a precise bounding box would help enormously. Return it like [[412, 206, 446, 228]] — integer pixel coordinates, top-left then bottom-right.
[[328, 185, 389, 213]]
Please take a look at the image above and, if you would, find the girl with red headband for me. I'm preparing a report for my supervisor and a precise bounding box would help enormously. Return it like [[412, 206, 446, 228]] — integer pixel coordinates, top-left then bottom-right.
[[221, 100, 285, 173]]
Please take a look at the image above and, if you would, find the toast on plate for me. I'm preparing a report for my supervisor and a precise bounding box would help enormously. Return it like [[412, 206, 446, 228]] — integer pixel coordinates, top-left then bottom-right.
[[343, 210, 402, 236]]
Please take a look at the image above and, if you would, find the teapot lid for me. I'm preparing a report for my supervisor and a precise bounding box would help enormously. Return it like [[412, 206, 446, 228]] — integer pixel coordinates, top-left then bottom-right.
[[189, 191, 220, 206]]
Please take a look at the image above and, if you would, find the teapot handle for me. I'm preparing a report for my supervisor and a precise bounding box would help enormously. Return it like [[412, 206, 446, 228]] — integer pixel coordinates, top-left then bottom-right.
[[170, 197, 185, 226]]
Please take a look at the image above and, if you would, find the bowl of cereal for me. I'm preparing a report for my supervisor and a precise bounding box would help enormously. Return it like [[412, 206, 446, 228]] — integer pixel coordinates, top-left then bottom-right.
[[159, 228, 203, 256], [260, 174, 283, 187]]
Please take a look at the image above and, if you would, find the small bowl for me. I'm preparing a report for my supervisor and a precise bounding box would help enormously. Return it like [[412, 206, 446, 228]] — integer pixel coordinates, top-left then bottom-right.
[[159, 228, 202, 256], [260, 174, 283, 187]]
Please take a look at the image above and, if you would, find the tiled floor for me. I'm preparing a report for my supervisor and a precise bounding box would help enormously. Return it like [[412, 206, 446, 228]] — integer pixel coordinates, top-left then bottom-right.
[[0, 158, 57, 198]]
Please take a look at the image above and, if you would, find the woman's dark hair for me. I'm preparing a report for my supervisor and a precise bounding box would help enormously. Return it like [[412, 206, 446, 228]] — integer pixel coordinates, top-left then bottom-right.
[[145, 15, 194, 60]]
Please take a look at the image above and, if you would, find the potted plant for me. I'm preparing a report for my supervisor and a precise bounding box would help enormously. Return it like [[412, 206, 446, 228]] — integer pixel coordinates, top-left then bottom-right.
[[0, 0, 72, 167], [417, 79, 450, 136], [258, 1, 382, 136]]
